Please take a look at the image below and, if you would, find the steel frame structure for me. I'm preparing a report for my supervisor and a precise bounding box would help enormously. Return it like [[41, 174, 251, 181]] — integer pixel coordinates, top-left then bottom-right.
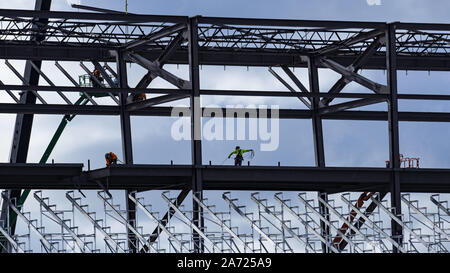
[[0, 2, 450, 253], [1, 190, 450, 253]]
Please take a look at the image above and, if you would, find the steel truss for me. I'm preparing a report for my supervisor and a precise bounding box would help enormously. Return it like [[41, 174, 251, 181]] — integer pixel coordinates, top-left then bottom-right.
[[0, 4, 450, 253]]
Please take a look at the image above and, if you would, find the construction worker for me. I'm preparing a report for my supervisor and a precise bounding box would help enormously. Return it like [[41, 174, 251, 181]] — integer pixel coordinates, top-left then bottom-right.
[[228, 146, 254, 166], [126, 92, 147, 103], [105, 152, 118, 167], [132, 92, 147, 102], [91, 69, 104, 88]]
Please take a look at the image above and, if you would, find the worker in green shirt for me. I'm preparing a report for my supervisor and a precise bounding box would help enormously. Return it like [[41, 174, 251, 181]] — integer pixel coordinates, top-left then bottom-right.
[[228, 146, 254, 166]]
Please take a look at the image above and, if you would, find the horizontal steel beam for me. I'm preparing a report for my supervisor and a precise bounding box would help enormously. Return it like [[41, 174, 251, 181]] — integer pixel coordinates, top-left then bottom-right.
[[3, 9, 450, 31], [315, 29, 385, 55], [1, 103, 450, 122], [0, 163, 83, 190], [0, 8, 188, 23], [0, 85, 187, 95], [1, 164, 450, 193], [1, 43, 450, 71], [124, 23, 187, 51], [0, 85, 391, 99], [0, 42, 113, 61], [197, 16, 387, 29], [319, 98, 387, 115], [126, 94, 189, 111]]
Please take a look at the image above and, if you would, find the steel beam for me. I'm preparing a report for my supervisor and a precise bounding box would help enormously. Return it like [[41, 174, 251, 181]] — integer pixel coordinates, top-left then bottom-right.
[[0, 0, 52, 252], [71, 4, 131, 14], [0, 8, 188, 23], [0, 85, 187, 95], [307, 56, 330, 253], [117, 53, 133, 164], [1, 165, 450, 193], [0, 85, 390, 99], [27, 61, 72, 105], [188, 17, 205, 253], [308, 57, 325, 168], [321, 37, 385, 106], [54, 61, 96, 105], [386, 23, 403, 253], [127, 53, 191, 89], [319, 98, 386, 115], [0, 80, 19, 103], [197, 16, 386, 29], [280, 65, 311, 100], [319, 57, 388, 94], [2, 43, 450, 71], [126, 94, 189, 111], [4, 60, 47, 104], [268, 67, 311, 109], [4, 103, 450, 122], [115, 50, 137, 253], [124, 23, 187, 51], [315, 29, 384, 55], [132, 30, 187, 103]]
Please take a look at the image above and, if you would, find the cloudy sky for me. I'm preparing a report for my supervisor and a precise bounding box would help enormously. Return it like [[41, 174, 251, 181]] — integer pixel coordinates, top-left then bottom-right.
[[1, 0, 450, 252]]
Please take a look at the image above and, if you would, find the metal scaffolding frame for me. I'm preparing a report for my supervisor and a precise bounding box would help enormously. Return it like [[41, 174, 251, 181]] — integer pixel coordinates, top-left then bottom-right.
[[0, 3, 450, 253], [2, 190, 447, 253]]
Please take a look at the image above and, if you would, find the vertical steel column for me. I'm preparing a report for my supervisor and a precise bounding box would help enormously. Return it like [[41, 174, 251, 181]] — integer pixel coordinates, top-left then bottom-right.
[[0, 0, 52, 249], [386, 23, 403, 252], [188, 16, 204, 253], [116, 50, 137, 252], [308, 56, 330, 253]]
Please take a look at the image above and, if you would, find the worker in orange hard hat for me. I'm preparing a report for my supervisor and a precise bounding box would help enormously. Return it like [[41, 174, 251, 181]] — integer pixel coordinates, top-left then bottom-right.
[[137, 93, 146, 101], [131, 92, 147, 102], [91, 68, 104, 88], [105, 152, 119, 167]]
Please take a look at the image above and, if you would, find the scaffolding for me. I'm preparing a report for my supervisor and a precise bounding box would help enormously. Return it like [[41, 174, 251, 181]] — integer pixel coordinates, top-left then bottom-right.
[[0, 190, 448, 253]]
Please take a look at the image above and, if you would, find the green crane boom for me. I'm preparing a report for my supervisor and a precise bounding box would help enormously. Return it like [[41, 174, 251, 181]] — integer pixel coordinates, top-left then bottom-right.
[[7, 95, 89, 229]]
